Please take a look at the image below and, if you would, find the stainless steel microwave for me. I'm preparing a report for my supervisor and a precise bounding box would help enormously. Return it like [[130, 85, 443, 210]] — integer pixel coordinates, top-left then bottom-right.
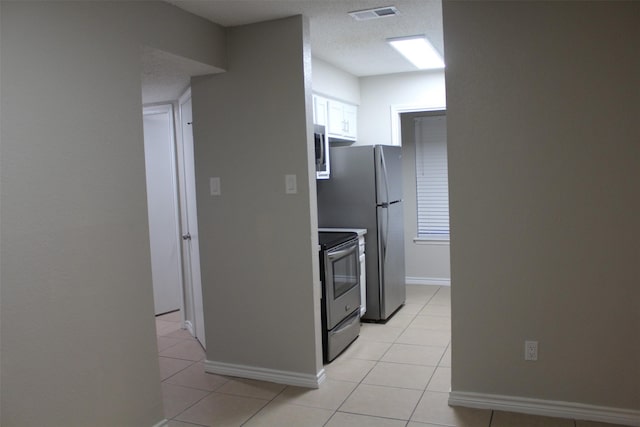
[[314, 124, 329, 179]]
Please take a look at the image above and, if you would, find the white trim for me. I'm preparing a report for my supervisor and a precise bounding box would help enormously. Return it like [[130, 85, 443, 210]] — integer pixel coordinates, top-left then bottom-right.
[[183, 320, 194, 336], [204, 360, 326, 389], [406, 276, 451, 286], [413, 237, 450, 245], [176, 86, 206, 349], [312, 91, 357, 107], [178, 86, 191, 106], [449, 391, 640, 427], [390, 104, 446, 146], [151, 419, 168, 427], [142, 103, 173, 116]]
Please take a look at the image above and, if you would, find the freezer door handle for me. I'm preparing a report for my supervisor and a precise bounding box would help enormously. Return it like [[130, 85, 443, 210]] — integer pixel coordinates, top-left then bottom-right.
[[380, 148, 390, 205]]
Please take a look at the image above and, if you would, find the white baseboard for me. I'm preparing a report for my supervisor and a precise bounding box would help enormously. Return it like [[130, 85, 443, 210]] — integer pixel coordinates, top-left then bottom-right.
[[151, 419, 168, 427], [406, 276, 451, 286], [204, 359, 326, 389], [449, 391, 640, 427], [183, 320, 194, 336]]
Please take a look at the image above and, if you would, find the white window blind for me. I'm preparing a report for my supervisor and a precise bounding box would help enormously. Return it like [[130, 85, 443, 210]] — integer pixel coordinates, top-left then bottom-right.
[[415, 114, 449, 238]]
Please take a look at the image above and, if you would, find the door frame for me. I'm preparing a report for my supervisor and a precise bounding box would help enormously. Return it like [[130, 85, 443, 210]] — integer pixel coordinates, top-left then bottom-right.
[[175, 87, 206, 348], [390, 103, 445, 146], [143, 103, 186, 317]]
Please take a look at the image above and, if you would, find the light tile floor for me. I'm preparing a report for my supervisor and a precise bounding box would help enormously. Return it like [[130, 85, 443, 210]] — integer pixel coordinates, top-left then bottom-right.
[[156, 285, 626, 427]]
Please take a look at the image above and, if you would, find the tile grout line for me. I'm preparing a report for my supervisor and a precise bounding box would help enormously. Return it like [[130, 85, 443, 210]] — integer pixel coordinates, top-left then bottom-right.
[[235, 392, 274, 427], [156, 312, 224, 425], [156, 335, 195, 352], [320, 289, 436, 427], [160, 358, 199, 383], [168, 389, 215, 424], [328, 409, 420, 425], [171, 375, 286, 424], [323, 344, 379, 425], [340, 286, 448, 424], [162, 286, 453, 426], [401, 286, 450, 424], [162, 358, 223, 423]]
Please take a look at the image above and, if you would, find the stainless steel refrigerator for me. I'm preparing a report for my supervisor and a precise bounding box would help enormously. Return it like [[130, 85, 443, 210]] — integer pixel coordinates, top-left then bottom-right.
[[317, 145, 405, 321]]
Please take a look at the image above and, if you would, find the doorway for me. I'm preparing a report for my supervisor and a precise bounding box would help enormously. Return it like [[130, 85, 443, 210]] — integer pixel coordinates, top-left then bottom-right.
[[397, 107, 452, 285], [143, 104, 183, 316], [142, 89, 206, 349], [176, 89, 206, 349]]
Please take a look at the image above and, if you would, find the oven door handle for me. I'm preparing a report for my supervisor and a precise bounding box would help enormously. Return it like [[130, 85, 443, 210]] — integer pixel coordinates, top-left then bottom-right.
[[327, 244, 357, 261], [331, 310, 359, 334]]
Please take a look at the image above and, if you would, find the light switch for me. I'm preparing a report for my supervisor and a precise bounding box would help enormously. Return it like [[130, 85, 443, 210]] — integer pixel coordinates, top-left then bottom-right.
[[285, 174, 297, 194], [209, 177, 221, 196]]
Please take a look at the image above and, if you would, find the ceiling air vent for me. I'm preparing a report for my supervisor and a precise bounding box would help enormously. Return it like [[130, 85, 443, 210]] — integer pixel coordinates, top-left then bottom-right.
[[348, 6, 400, 21]]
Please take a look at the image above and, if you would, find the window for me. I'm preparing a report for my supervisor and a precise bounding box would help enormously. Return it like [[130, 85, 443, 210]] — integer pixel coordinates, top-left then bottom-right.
[[415, 114, 449, 240]]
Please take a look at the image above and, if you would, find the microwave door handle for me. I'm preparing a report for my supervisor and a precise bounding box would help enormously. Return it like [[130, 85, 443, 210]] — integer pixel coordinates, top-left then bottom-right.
[[324, 133, 329, 174], [319, 133, 325, 168]]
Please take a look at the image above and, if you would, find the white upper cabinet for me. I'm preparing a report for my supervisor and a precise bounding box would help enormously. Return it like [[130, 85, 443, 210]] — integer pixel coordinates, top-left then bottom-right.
[[313, 94, 357, 141], [313, 95, 329, 128], [341, 103, 357, 140]]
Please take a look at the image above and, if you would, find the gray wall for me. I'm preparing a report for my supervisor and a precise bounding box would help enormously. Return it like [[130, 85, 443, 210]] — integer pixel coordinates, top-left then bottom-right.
[[358, 71, 446, 146], [443, 0, 639, 410], [311, 57, 360, 105], [191, 16, 323, 378], [0, 2, 226, 425]]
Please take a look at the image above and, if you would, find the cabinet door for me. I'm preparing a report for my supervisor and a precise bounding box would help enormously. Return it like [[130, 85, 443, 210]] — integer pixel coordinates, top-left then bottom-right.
[[313, 95, 328, 127], [327, 99, 357, 141], [343, 103, 357, 140], [327, 100, 345, 136]]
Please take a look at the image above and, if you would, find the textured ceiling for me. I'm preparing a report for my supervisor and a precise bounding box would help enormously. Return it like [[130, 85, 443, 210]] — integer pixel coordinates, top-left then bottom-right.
[[167, 0, 444, 77], [141, 46, 222, 104], [142, 0, 443, 103]]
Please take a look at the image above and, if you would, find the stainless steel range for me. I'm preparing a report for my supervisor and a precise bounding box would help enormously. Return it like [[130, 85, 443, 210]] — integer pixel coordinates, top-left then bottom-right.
[[319, 231, 361, 362]]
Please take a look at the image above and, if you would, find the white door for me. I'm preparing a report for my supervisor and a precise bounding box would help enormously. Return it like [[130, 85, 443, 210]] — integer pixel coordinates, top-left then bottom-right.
[[143, 105, 183, 315], [177, 89, 206, 348]]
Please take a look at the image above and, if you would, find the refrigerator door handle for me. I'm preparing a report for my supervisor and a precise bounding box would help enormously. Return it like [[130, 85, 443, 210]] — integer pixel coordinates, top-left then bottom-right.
[[380, 148, 390, 205], [379, 213, 386, 265], [384, 211, 389, 265], [378, 205, 389, 312], [377, 208, 386, 310]]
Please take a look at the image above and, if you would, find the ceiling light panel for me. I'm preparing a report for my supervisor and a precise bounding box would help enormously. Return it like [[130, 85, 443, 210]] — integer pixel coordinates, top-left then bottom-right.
[[387, 35, 445, 70]]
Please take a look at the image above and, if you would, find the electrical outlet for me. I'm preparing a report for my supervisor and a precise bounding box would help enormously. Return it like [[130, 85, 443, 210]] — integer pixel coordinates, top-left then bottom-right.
[[525, 340, 538, 361]]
